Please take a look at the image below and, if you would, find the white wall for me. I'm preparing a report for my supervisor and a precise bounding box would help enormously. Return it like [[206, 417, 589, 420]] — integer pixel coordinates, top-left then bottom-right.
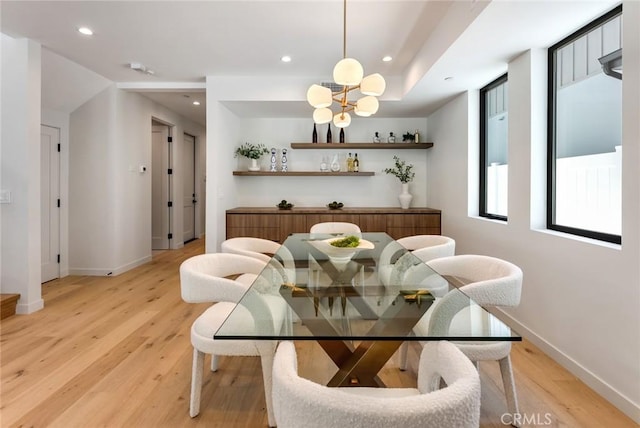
[[0, 36, 44, 313], [204, 95, 429, 252], [69, 85, 206, 275], [425, 2, 640, 420]]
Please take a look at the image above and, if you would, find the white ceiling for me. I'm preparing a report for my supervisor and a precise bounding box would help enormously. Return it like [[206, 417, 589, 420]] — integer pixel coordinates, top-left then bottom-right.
[[0, 0, 619, 127]]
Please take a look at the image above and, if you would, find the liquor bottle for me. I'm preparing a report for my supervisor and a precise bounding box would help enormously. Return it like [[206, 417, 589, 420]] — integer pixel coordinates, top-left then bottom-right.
[[312, 123, 318, 143], [388, 132, 396, 143], [326, 123, 332, 143], [339, 128, 345, 143], [373, 132, 381, 143], [353, 153, 359, 172], [414, 129, 420, 143], [347, 152, 354, 172]]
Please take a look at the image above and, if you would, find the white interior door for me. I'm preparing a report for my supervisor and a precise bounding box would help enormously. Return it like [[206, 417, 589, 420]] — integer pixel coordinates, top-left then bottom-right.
[[152, 124, 170, 250], [183, 134, 196, 243], [41, 125, 60, 283]]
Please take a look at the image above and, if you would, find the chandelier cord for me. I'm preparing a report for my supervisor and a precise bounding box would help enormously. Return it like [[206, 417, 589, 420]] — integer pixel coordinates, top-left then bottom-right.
[[343, 0, 347, 59]]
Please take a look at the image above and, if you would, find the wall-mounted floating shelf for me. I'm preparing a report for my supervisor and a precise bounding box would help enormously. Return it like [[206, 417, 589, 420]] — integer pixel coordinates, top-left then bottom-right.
[[290, 143, 433, 150], [233, 171, 375, 177]]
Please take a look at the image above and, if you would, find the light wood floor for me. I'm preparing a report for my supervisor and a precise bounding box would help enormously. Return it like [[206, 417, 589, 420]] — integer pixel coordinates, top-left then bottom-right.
[[1, 239, 636, 428]]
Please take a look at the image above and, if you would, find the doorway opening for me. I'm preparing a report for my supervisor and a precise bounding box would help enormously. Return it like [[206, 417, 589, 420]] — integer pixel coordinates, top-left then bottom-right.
[[183, 133, 197, 244]]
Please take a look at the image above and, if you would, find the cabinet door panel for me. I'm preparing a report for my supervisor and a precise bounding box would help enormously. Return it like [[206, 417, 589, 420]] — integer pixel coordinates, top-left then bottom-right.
[[227, 214, 280, 228], [280, 214, 307, 241], [227, 227, 280, 242], [358, 214, 387, 232], [386, 214, 440, 229]]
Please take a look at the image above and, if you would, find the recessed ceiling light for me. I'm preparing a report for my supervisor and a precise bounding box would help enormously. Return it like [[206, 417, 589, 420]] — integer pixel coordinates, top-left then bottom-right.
[[281, 55, 292, 63], [193, 101, 201, 106], [78, 27, 93, 36], [382, 56, 392, 62]]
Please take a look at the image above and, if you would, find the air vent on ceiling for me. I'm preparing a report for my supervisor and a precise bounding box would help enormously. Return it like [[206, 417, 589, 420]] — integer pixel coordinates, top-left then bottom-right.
[[321, 82, 344, 93]]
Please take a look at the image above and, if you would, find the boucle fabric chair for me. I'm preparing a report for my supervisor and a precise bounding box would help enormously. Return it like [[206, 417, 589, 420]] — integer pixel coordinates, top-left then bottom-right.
[[414, 254, 523, 424], [179, 253, 287, 427], [272, 341, 480, 428], [397, 234, 456, 262], [221, 236, 296, 284], [394, 235, 455, 369], [309, 221, 362, 237]]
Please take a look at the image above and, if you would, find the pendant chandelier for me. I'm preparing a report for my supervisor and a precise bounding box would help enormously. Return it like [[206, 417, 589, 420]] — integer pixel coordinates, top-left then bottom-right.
[[306, 0, 386, 128]]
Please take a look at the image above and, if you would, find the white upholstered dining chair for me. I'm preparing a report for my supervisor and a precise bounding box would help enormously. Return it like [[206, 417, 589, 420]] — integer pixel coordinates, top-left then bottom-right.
[[396, 234, 456, 262], [179, 253, 287, 427], [221, 236, 296, 284], [309, 221, 362, 237], [413, 254, 523, 425], [272, 340, 481, 428], [393, 235, 456, 369]]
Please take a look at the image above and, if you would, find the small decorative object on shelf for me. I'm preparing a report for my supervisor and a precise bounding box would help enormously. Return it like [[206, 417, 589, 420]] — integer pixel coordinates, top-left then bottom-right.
[[347, 153, 354, 172], [281, 148, 288, 172], [312, 123, 318, 143], [270, 148, 278, 172], [320, 156, 329, 172], [373, 132, 381, 143], [402, 131, 415, 142], [384, 155, 415, 209], [327, 201, 344, 210], [234, 142, 269, 171], [414, 129, 420, 143], [387, 132, 396, 143], [330, 154, 341, 172], [339, 128, 345, 143], [326, 123, 332, 143], [277, 199, 294, 210], [353, 153, 360, 172]]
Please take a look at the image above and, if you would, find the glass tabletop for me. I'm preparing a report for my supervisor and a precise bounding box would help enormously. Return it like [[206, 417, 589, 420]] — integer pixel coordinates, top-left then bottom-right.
[[214, 232, 520, 342]]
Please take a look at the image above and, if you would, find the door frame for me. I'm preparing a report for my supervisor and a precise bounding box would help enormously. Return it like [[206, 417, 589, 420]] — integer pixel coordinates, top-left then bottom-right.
[[151, 120, 174, 250], [40, 125, 60, 283]]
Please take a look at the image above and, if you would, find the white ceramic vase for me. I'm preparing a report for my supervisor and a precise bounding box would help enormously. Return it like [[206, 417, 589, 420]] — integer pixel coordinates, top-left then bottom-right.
[[398, 182, 412, 209], [248, 158, 260, 171]]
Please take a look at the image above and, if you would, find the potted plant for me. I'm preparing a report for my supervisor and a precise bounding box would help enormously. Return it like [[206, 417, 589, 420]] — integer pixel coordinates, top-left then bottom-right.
[[234, 142, 269, 171], [384, 155, 415, 209]]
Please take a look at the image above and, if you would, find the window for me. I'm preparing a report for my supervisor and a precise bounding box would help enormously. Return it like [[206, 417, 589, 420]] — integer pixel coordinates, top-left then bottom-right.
[[548, 5, 622, 244], [480, 74, 508, 220]]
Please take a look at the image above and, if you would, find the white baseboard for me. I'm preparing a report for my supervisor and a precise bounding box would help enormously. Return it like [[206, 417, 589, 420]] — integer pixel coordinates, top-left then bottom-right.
[[497, 309, 640, 424], [68, 255, 152, 277], [16, 298, 44, 314]]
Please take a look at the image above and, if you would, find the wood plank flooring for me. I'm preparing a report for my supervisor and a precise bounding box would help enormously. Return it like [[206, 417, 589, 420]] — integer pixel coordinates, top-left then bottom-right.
[[0, 239, 636, 427]]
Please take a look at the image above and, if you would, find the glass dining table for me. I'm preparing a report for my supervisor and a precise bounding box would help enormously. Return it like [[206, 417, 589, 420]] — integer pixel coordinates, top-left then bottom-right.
[[215, 232, 520, 387]]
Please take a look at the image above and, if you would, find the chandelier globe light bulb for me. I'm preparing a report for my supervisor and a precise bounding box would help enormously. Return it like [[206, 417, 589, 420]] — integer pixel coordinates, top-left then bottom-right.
[[307, 84, 333, 108], [360, 73, 386, 96], [356, 96, 379, 116], [333, 58, 364, 86], [313, 107, 333, 124], [333, 112, 352, 128]]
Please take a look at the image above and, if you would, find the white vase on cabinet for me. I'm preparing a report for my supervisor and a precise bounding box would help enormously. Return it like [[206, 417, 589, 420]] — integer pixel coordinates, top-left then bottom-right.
[[398, 182, 412, 209]]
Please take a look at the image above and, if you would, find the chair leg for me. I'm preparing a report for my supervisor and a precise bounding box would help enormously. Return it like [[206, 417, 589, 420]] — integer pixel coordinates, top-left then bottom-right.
[[259, 347, 276, 428], [399, 342, 409, 371], [211, 354, 219, 372], [499, 354, 520, 427], [190, 348, 204, 418]]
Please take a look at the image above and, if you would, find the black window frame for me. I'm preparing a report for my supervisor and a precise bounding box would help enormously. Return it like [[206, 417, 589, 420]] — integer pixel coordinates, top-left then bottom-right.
[[479, 73, 509, 221], [546, 4, 622, 245]]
